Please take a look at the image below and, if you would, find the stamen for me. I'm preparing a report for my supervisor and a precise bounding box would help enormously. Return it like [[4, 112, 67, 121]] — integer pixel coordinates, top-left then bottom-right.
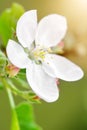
[[24, 46, 49, 64]]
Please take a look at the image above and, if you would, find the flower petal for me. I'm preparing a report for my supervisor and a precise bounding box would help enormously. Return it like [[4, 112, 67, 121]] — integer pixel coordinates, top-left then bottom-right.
[[6, 40, 31, 68], [26, 63, 59, 102], [42, 54, 84, 81], [35, 14, 67, 48], [16, 10, 37, 48]]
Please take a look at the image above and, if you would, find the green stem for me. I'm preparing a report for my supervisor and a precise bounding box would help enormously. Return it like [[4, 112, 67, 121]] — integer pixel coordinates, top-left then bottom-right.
[[2, 78, 37, 104], [6, 87, 15, 109], [2, 78, 20, 130], [6, 79, 36, 101], [2, 78, 15, 109]]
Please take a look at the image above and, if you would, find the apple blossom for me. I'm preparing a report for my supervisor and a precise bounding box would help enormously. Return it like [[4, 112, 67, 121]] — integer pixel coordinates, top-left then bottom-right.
[[6, 10, 84, 102]]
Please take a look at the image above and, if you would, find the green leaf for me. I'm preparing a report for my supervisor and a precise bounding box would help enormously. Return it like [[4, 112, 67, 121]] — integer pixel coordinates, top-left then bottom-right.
[[0, 3, 25, 47], [11, 110, 20, 130], [11, 102, 42, 130]]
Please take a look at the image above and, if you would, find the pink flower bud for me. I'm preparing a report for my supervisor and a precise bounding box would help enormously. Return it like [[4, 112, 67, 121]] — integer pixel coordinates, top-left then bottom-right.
[[56, 78, 60, 85], [58, 41, 64, 48], [6, 64, 20, 77]]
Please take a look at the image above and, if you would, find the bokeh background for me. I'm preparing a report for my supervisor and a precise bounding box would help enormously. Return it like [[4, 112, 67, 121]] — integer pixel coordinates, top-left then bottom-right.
[[0, 0, 87, 130]]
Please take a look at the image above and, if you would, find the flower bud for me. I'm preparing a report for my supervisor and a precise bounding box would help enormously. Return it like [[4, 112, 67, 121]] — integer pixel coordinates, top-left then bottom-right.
[[52, 41, 64, 54], [6, 64, 20, 77]]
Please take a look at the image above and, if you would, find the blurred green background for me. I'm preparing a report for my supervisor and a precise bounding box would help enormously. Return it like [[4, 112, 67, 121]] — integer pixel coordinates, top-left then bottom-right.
[[0, 0, 87, 130]]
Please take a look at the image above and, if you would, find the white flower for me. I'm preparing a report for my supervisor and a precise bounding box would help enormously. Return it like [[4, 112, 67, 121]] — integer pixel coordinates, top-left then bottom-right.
[[6, 10, 84, 102]]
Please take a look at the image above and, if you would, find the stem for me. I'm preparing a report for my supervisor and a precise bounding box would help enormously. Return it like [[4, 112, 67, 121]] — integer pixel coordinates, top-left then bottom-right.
[[2, 78, 15, 109], [6, 87, 15, 109], [2, 78, 20, 130], [2, 78, 36, 104]]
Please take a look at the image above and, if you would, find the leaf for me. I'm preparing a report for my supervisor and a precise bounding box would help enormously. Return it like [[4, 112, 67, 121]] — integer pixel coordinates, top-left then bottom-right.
[[11, 110, 20, 130], [0, 3, 25, 47], [11, 102, 42, 130]]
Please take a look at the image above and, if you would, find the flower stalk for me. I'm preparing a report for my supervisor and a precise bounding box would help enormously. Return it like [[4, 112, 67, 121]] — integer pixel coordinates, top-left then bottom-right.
[[2, 78, 15, 109], [2, 78, 40, 103]]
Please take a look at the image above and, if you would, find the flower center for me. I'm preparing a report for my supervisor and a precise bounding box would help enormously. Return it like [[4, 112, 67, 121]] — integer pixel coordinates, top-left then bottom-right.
[[33, 48, 48, 64], [24, 48, 47, 64]]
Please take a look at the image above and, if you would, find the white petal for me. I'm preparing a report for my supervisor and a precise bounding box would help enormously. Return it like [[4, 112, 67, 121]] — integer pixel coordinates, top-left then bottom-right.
[[42, 54, 84, 81], [26, 63, 59, 102], [16, 10, 37, 48], [6, 40, 31, 68], [35, 14, 67, 48]]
